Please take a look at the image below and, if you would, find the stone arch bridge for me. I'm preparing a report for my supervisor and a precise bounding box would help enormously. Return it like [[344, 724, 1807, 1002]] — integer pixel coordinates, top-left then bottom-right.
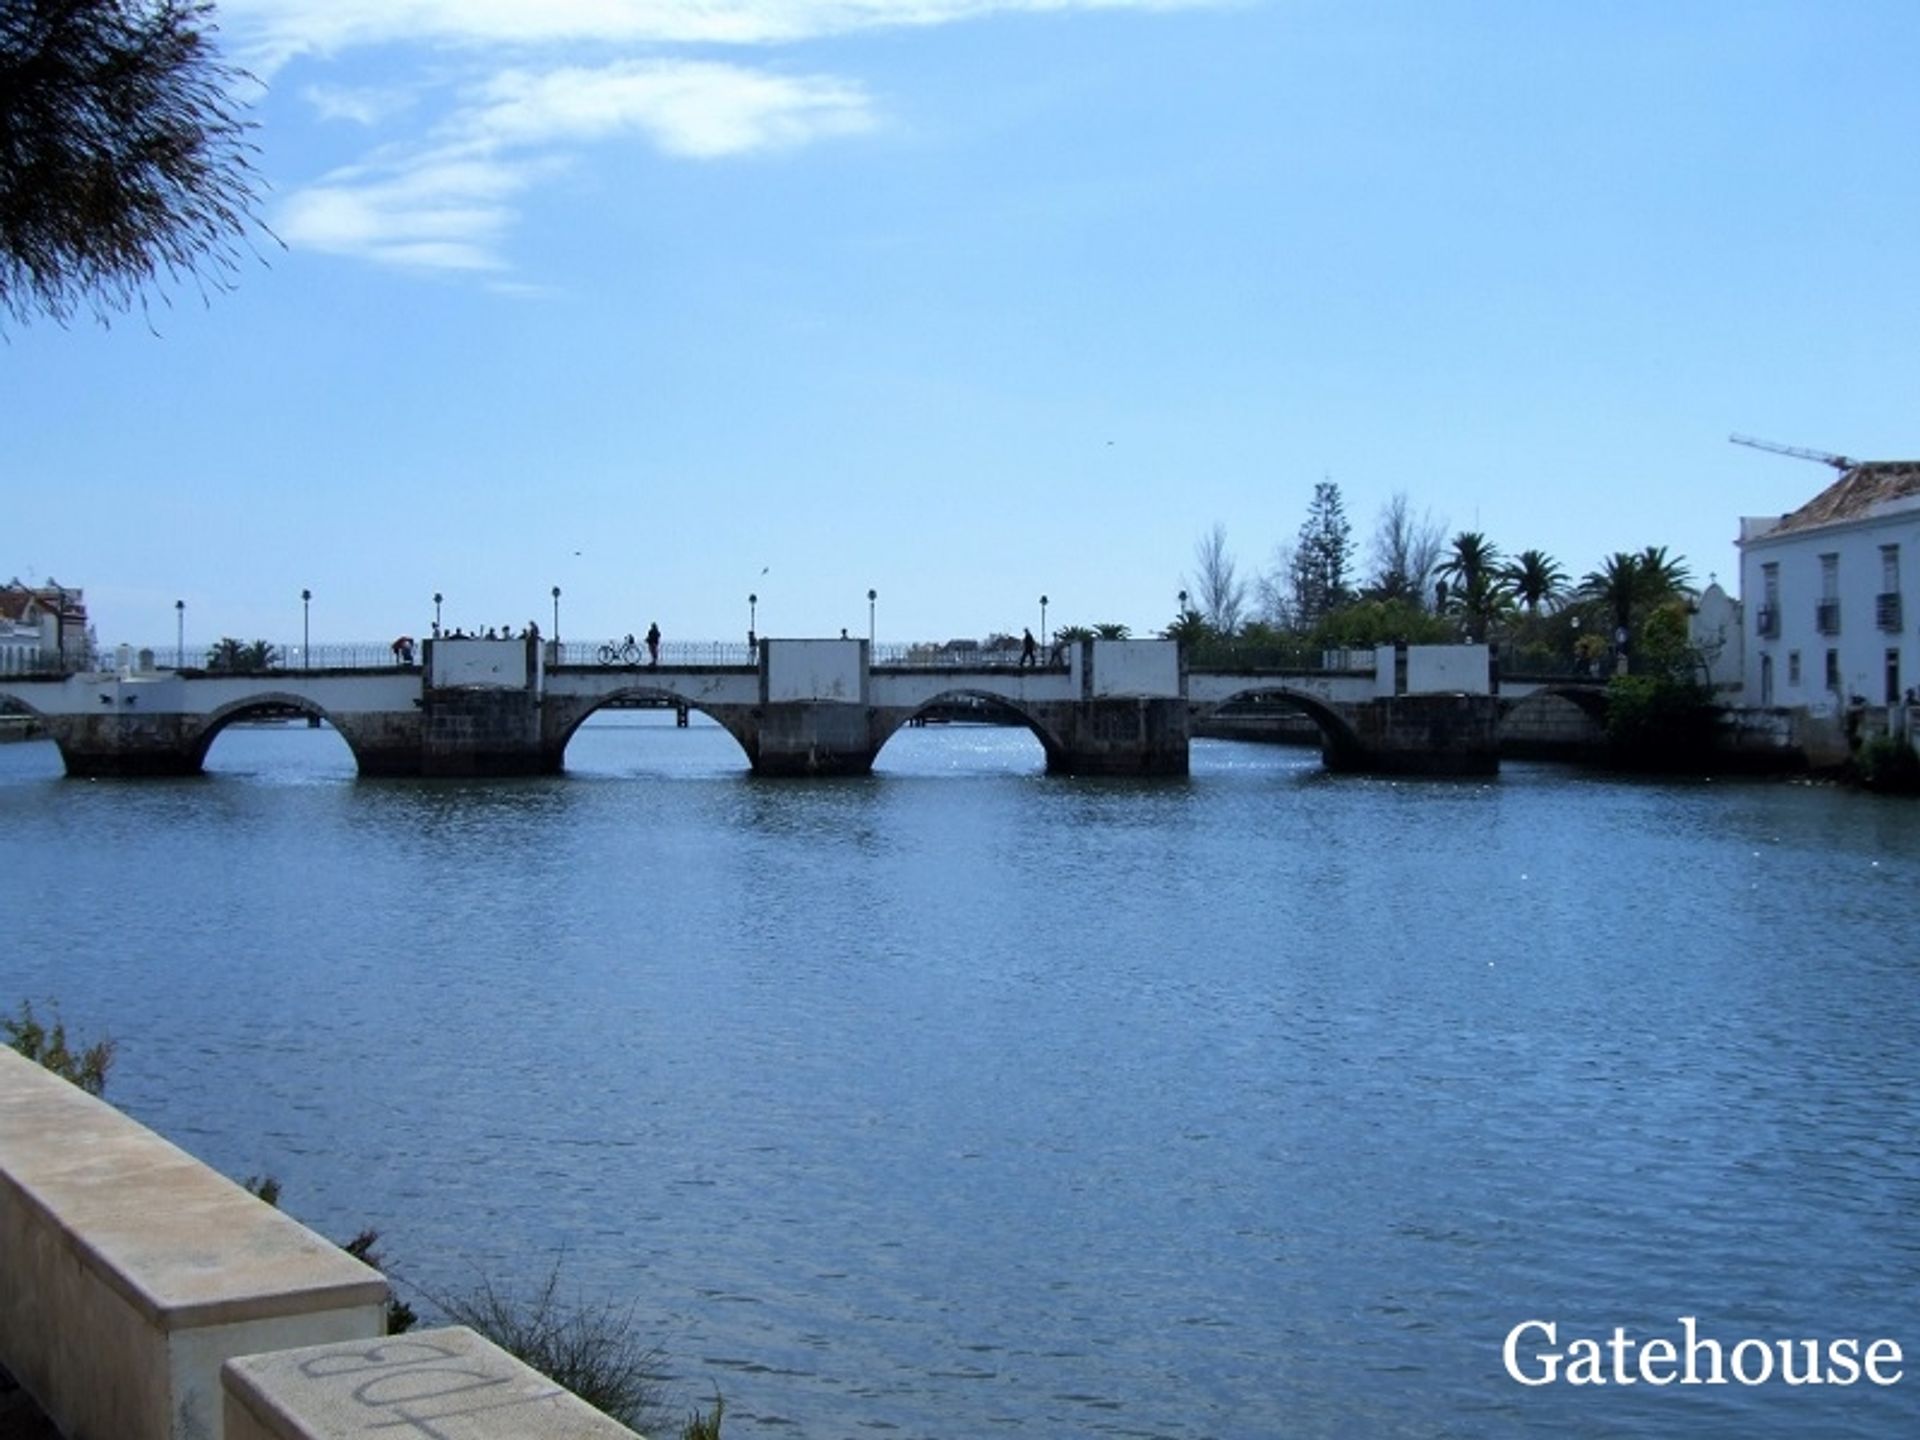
[[0, 637, 1594, 780]]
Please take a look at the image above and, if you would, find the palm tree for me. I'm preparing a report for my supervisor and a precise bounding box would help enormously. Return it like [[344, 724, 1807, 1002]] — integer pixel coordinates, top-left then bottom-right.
[[205, 637, 246, 673], [1581, 552, 1643, 640], [1579, 548, 1692, 672], [1436, 532, 1504, 641], [1636, 545, 1693, 601], [1502, 549, 1567, 614], [1093, 622, 1131, 640]]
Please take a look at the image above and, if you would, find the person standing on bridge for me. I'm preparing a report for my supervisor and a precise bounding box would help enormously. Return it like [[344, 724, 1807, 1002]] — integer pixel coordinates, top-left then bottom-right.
[[646, 621, 661, 667], [1020, 628, 1037, 667]]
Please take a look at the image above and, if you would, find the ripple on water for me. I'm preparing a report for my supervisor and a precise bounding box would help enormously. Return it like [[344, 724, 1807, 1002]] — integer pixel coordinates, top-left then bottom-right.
[[2, 733, 1918, 1437]]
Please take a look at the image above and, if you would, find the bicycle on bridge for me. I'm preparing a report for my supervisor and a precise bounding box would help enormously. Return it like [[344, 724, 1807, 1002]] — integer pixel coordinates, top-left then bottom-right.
[[598, 634, 644, 666]]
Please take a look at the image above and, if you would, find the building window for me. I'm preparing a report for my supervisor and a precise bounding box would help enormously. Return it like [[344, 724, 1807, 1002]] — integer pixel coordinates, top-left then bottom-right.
[[1878, 545, 1903, 631], [1759, 562, 1780, 638], [1887, 649, 1902, 706], [1826, 648, 1841, 694], [1789, 651, 1801, 687], [1817, 553, 1841, 635]]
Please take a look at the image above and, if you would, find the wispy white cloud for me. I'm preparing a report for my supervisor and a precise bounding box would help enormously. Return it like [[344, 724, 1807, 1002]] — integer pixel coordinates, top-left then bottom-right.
[[301, 83, 421, 128], [277, 60, 873, 271], [223, 0, 1220, 70], [471, 61, 875, 157], [277, 151, 536, 271], [244, 0, 1225, 277]]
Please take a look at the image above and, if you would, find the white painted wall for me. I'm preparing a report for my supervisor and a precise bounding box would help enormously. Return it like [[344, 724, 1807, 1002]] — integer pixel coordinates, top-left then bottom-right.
[[1407, 645, 1489, 695], [430, 638, 530, 689], [766, 639, 865, 703], [1089, 640, 1180, 698], [1689, 582, 1744, 695], [1740, 504, 1920, 711]]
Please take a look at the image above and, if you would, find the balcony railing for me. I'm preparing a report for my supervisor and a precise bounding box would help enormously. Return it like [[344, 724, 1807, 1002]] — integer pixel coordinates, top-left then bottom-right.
[[1816, 600, 1841, 636], [1876, 592, 1903, 631], [1756, 606, 1779, 639]]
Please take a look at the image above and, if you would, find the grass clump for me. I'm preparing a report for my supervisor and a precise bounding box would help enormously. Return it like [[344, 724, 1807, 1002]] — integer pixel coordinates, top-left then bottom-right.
[[3, 1000, 114, 1095]]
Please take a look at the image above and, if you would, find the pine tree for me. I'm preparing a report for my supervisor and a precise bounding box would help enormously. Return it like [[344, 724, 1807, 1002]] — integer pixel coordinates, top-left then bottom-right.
[[0, 0, 266, 326], [1289, 481, 1352, 629]]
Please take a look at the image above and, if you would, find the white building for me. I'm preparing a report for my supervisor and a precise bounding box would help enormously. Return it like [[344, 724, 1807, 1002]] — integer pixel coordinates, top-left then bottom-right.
[[0, 578, 91, 674], [1738, 463, 1920, 713]]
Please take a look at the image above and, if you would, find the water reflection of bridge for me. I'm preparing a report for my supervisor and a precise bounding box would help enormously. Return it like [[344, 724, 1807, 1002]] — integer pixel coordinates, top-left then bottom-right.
[[0, 637, 1604, 780]]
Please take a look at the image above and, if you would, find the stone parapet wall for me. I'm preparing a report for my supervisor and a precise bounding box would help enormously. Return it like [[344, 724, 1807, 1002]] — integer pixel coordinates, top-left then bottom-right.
[[0, 1049, 388, 1440]]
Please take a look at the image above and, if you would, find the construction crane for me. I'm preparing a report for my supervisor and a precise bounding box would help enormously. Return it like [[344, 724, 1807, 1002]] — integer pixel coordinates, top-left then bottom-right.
[[1729, 434, 1853, 470]]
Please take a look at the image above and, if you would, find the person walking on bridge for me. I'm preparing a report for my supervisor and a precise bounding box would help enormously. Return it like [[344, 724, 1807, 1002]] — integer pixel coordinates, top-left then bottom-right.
[[646, 622, 661, 667], [1020, 628, 1037, 667]]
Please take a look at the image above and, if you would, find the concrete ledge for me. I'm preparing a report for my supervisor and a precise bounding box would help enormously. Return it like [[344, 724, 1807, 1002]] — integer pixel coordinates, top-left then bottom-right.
[[0, 1047, 388, 1440], [223, 1327, 643, 1440]]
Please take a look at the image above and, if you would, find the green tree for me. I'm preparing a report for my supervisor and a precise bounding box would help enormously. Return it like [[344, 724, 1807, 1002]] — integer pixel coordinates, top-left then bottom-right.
[[205, 636, 278, 672], [1290, 480, 1353, 629], [1436, 531, 1505, 641], [1310, 598, 1454, 651], [0, 0, 268, 326], [1501, 549, 1567, 615], [1579, 548, 1692, 670]]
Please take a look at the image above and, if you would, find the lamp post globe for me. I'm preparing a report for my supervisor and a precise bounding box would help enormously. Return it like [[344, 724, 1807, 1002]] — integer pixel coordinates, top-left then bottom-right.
[[551, 586, 561, 644], [867, 588, 877, 647]]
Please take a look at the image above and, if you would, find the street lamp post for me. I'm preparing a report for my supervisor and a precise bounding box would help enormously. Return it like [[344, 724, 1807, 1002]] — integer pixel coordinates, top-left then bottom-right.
[[1040, 594, 1049, 647], [1178, 588, 1189, 617], [301, 589, 311, 668], [433, 592, 443, 635], [175, 600, 184, 669], [867, 588, 877, 647], [551, 586, 561, 645]]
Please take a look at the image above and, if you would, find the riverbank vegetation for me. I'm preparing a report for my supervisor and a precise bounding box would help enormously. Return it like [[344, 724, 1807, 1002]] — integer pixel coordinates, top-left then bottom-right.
[[1147, 486, 1707, 683]]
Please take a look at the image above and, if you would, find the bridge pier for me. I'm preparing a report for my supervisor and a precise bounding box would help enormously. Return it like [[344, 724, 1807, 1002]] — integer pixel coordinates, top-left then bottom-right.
[[37, 713, 204, 777], [417, 685, 552, 777], [1041, 697, 1189, 776], [745, 701, 880, 777], [1322, 695, 1500, 776]]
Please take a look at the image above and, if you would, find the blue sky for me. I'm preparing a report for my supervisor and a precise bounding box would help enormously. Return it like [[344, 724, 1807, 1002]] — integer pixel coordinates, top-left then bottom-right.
[[12, 0, 1920, 650]]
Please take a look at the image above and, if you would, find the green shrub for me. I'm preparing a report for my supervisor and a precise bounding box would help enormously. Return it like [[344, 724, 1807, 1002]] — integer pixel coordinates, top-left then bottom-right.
[[3, 1000, 114, 1095], [1853, 734, 1920, 793], [1602, 675, 1718, 766]]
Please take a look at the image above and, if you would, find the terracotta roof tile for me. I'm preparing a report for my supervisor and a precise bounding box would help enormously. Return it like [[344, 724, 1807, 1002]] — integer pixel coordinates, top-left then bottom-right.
[[1772, 461, 1920, 536]]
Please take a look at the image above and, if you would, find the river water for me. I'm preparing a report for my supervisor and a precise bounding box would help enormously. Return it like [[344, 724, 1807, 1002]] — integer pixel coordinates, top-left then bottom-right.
[[2, 718, 1917, 1439]]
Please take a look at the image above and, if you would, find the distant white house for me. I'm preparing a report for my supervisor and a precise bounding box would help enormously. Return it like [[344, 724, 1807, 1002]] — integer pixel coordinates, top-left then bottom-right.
[[1737, 463, 1920, 713], [0, 578, 91, 673]]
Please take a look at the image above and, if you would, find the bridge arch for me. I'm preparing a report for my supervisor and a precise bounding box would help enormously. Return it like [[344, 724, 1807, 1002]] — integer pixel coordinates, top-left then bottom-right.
[[0, 685, 46, 720], [871, 689, 1069, 769], [192, 692, 355, 769], [547, 687, 756, 768], [1496, 685, 1609, 759], [1192, 686, 1369, 767], [1498, 684, 1609, 722]]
